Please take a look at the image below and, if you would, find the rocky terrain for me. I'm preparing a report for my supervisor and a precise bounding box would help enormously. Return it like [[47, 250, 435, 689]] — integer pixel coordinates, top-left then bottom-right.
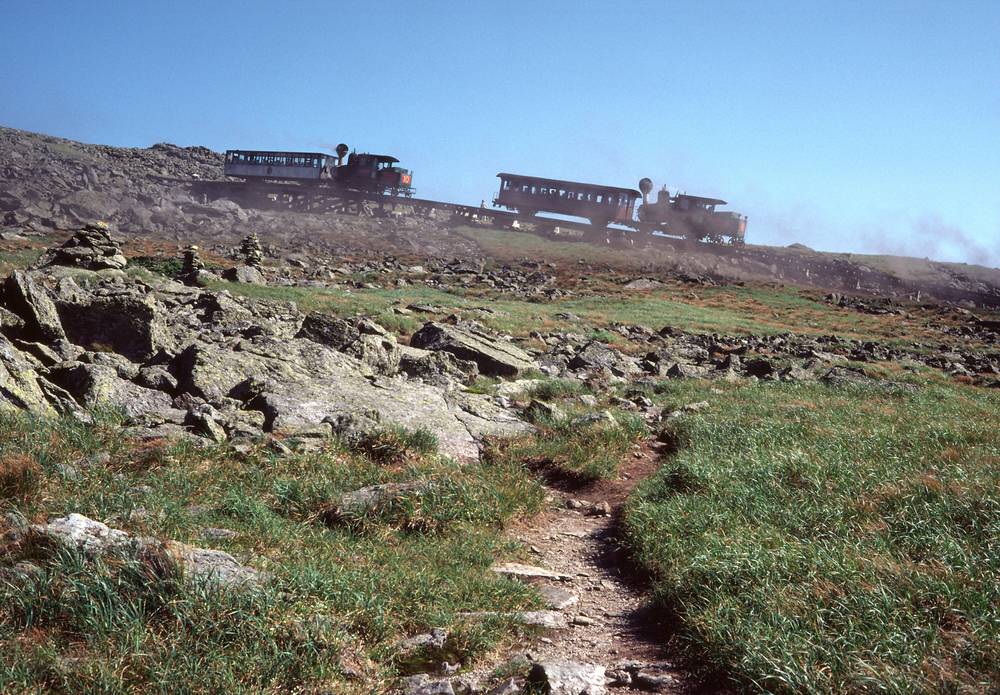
[[1, 126, 999, 694], [2, 125, 999, 308], [1, 217, 998, 692]]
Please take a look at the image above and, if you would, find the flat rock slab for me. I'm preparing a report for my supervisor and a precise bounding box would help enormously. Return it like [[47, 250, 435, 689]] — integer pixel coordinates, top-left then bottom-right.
[[16, 513, 265, 589], [538, 585, 580, 610], [462, 610, 569, 630], [491, 562, 573, 582], [409, 321, 536, 377], [529, 661, 607, 695]]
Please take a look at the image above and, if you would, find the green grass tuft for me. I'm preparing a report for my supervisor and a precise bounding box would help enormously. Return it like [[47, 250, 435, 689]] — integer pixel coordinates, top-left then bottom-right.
[[624, 379, 1000, 693]]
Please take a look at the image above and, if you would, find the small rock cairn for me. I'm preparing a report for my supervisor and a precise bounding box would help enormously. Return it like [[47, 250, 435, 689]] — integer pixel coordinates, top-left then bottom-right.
[[240, 233, 263, 270], [181, 244, 204, 275], [33, 222, 127, 271]]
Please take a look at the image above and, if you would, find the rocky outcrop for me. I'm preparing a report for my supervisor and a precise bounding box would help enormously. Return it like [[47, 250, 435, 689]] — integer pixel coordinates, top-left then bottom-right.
[[409, 321, 535, 378], [567, 341, 641, 377], [0, 259, 532, 462], [298, 314, 401, 375]]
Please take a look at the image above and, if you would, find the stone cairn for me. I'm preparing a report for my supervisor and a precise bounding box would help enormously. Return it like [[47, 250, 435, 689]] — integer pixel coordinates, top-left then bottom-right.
[[240, 233, 263, 270], [181, 244, 204, 275], [33, 222, 127, 271]]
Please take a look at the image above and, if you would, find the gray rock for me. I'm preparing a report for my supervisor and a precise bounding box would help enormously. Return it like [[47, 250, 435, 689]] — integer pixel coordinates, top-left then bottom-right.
[[3, 270, 65, 341], [402, 674, 456, 695], [136, 365, 178, 391], [53, 282, 169, 362], [396, 627, 449, 654], [622, 277, 663, 290], [569, 410, 617, 428], [0, 335, 57, 415], [491, 562, 572, 582], [184, 404, 227, 442], [410, 321, 535, 378], [525, 399, 565, 422], [46, 362, 174, 420], [528, 661, 606, 695], [297, 314, 401, 375], [399, 345, 480, 386], [538, 585, 579, 610], [485, 678, 523, 694], [323, 481, 431, 523], [568, 341, 640, 377], [222, 264, 266, 284], [33, 224, 127, 271]]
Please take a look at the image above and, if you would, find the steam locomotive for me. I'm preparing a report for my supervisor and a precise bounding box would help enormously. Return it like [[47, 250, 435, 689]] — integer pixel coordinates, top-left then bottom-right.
[[493, 174, 746, 245], [223, 143, 413, 197], [219, 144, 746, 244]]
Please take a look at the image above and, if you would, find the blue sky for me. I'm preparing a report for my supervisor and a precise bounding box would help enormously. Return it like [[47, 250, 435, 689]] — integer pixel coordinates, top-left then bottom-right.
[[1, 1, 998, 266]]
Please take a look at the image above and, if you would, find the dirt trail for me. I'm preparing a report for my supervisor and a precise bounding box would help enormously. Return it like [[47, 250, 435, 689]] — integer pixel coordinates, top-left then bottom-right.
[[492, 440, 721, 693]]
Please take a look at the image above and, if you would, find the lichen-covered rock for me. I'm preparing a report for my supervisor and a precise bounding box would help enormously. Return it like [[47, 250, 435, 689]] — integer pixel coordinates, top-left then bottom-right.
[[0, 336, 57, 415], [568, 341, 640, 377], [46, 362, 174, 420], [222, 264, 266, 285], [409, 321, 535, 378], [10, 513, 265, 589], [3, 270, 65, 341]]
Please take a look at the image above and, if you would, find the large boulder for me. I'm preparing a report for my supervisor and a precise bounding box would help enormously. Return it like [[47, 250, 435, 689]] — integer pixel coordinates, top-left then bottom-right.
[[46, 362, 174, 420], [298, 314, 400, 375], [52, 280, 170, 361], [409, 321, 535, 378], [174, 336, 527, 461], [2, 270, 65, 341], [0, 336, 57, 415]]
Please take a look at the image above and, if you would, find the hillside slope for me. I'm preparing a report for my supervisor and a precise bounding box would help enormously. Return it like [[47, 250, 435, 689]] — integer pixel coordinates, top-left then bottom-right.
[[2, 125, 999, 308]]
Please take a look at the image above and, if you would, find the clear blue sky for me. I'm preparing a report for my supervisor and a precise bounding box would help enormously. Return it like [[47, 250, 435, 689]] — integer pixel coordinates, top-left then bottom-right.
[[2, 1, 998, 266]]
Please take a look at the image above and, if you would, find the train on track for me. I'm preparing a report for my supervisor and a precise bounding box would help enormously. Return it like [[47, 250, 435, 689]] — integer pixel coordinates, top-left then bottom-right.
[[196, 144, 747, 245]]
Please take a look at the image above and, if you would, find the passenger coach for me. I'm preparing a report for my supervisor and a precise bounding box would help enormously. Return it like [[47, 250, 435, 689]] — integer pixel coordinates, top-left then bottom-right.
[[223, 148, 413, 196], [494, 173, 640, 227]]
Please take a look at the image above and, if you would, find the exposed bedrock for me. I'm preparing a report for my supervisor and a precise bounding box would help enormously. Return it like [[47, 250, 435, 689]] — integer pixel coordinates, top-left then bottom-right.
[[0, 264, 531, 461]]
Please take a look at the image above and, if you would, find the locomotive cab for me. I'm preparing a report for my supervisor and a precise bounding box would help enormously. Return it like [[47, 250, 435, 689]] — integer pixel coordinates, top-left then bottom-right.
[[336, 153, 413, 196]]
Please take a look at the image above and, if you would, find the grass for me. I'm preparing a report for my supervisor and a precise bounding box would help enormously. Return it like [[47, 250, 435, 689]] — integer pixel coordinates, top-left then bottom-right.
[[0, 246, 44, 275], [623, 377, 1000, 693], [488, 409, 647, 481], [208, 257, 957, 351], [348, 424, 440, 466], [0, 411, 545, 693], [523, 377, 590, 401]]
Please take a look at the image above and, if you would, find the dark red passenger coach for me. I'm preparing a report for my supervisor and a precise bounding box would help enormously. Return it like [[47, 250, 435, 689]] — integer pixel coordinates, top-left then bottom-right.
[[493, 173, 641, 227]]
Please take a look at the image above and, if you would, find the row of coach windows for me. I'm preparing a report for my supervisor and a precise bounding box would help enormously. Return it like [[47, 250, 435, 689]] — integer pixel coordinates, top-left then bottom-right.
[[506, 180, 627, 206], [231, 153, 321, 167]]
